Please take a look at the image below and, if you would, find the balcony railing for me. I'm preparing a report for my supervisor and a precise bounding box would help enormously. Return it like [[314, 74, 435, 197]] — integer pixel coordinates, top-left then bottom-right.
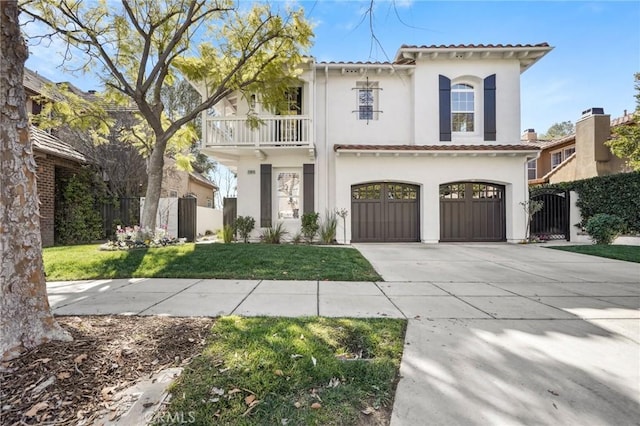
[[204, 116, 311, 147]]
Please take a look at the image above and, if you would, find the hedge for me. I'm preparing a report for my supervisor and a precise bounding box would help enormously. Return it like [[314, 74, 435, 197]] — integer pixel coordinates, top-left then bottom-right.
[[530, 172, 640, 234]]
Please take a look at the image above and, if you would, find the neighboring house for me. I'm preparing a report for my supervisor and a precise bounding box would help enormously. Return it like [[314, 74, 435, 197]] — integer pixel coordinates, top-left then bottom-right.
[[194, 43, 553, 243], [161, 156, 218, 208], [525, 109, 635, 185], [24, 68, 88, 246]]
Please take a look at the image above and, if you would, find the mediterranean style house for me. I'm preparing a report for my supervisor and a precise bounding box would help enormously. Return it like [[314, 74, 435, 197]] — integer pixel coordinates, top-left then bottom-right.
[[525, 109, 635, 185], [196, 43, 553, 243]]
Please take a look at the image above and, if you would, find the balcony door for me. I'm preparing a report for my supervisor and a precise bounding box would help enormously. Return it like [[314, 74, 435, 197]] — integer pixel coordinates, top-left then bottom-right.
[[276, 87, 302, 142]]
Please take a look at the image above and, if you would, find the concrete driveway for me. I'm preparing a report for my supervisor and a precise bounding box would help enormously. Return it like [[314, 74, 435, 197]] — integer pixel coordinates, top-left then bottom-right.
[[354, 243, 640, 426]]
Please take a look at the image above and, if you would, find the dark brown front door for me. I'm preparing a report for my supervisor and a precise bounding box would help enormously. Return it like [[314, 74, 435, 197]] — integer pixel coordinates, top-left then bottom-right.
[[439, 182, 505, 242], [351, 182, 420, 242]]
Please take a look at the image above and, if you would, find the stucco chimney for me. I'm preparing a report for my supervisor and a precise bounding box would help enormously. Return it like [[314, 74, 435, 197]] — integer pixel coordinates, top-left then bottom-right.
[[522, 128, 537, 141], [575, 107, 611, 178]]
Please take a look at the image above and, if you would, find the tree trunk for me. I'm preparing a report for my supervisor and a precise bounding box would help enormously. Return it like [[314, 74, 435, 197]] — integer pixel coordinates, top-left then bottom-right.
[[0, 0, 72, 361], [139, 135, 168, 232]]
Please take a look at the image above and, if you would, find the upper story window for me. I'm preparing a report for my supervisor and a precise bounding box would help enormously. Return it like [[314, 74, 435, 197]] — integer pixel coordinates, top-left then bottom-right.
[[527, 159, 537, 180], [358, 87, 374, 120], [551, 145, 576, 169], [451, 83, 475, 132], [354, 79, 380, 123]]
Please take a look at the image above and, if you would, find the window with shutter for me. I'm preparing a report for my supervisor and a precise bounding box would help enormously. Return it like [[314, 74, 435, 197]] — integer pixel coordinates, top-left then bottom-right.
[[439, 75, 451, 141]]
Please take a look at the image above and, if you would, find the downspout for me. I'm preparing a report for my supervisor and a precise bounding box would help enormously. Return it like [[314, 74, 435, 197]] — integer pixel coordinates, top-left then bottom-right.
[[325, 65, 329, 212]]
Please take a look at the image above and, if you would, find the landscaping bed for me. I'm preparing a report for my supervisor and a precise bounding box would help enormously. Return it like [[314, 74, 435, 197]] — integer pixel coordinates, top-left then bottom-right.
[[0, 316, 405, 425], [0, 316, 213, 425]]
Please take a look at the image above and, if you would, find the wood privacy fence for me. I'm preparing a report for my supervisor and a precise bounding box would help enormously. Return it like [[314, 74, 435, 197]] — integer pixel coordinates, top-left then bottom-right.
[[100, 197, 140, 239], [223, 197, 237, 227], [100, 196, 198, 242]]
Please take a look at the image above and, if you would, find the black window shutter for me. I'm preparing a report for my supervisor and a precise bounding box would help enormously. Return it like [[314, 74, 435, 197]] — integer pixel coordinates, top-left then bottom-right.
[[260, 164, 272, 227], [484, 74, 497, 141], [303, 163, 314, 214], [439, 75, 451, 141]]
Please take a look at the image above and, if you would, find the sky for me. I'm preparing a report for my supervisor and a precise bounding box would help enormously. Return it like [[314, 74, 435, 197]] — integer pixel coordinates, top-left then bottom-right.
[[24, 0, 640, 136]]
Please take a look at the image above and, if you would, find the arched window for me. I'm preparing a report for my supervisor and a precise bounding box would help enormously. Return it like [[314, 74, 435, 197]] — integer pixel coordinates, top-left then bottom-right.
[[451, 83, 475, 132]]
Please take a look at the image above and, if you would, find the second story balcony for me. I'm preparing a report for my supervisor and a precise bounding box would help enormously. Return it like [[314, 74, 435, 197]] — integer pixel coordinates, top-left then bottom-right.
[[204, 115, 312, 148]]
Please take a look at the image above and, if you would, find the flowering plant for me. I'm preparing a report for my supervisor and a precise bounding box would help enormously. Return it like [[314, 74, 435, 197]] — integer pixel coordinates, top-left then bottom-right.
[[100, 225, 183, 250]]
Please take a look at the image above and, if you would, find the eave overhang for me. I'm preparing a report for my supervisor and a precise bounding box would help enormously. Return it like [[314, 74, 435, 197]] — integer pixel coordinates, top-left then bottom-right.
[[394, 43, 553, 72], [334, 144, 540, 159]]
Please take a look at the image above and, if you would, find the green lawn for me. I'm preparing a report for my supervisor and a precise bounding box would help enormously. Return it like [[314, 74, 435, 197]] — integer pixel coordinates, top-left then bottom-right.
[[43, 243, 382, 281], [547, 244, 640, 263], [159, 316, 406, 425]]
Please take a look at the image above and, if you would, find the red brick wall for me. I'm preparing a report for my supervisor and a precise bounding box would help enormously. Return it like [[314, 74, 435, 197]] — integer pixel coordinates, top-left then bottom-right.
[[35, 155, 55, 247], [34, 153, 83, 247]]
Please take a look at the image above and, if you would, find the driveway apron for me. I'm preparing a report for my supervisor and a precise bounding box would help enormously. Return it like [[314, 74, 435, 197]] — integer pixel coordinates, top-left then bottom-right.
[[354, 243, 640, 426]]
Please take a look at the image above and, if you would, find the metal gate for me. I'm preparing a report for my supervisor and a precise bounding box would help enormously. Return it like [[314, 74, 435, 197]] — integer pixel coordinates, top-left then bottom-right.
[[351, 182, 420, 242], [530, 190, 570, 241], [440, 182, 506, 242], [178, 196, 197, 242]]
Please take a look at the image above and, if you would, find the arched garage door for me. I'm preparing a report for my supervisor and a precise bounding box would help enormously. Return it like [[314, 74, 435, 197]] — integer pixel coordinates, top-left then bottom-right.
[[440, 182, 505, 242], [351, 183, 420, 242]]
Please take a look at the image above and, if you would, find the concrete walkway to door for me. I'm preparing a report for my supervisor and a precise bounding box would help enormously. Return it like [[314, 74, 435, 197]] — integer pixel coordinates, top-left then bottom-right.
[[354, 243, 640, 426]]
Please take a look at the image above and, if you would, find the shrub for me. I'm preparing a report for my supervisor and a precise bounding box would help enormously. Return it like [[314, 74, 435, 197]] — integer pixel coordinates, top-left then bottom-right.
[[301, 212, 319, 243], [222, 225, 234, 244], [291, 231, 303, 244], [55, 171, 104, 244], [319, 210, 338, 244], [530, 172, 640, 233], [234, 216, 255, 243], [261, 222, 288, 244], [585, 213, 625, 245]]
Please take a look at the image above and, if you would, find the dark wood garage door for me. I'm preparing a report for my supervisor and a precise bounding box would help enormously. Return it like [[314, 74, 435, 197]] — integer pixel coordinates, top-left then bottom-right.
[[440, 182, 505, 242], [351, 183, 420, 242]]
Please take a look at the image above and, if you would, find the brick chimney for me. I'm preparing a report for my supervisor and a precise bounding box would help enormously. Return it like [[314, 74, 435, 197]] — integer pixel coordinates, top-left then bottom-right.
[[522, 128, 538, 142], [574, 107, 611, 178]]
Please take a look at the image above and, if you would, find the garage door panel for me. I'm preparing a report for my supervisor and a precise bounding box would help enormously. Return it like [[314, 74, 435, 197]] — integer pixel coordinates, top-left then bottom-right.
[[352, 201, 383, 242], [387, 201, 419, 242], [441, 182, 505, 242], [352, 183, 419, 242]]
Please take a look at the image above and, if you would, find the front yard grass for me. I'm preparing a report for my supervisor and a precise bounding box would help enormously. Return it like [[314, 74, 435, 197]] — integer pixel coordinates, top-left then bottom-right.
[[159, 316, 406, 425], [43, 243, 382, 281], [547, 244, 640, 263]]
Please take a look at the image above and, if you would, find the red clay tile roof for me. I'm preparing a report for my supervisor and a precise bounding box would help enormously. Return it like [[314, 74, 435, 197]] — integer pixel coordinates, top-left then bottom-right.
[[400, 43, 551, 49], [334, 144, 540, 152], [523, 112, 637, 150], [316, 61, 394, 65]]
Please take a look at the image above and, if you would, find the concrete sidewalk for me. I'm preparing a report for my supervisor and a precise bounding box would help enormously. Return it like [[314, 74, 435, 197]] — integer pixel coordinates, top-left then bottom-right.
[[48, 276, 639, 322], [46, 243, 640, 425]]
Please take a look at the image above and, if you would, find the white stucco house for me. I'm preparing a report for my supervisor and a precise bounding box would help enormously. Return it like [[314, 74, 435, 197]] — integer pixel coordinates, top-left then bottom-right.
[[197, 43, 553, 243]]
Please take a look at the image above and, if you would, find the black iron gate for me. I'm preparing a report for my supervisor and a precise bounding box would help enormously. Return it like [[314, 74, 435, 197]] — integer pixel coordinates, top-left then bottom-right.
[[530, 190, 570, 241]]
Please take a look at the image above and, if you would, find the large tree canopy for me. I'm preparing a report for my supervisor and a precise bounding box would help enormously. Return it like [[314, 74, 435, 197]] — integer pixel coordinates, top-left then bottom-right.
[[540, 120, 575, 140], [607, 73, 640, 171], [21, 0, 313, 231]]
